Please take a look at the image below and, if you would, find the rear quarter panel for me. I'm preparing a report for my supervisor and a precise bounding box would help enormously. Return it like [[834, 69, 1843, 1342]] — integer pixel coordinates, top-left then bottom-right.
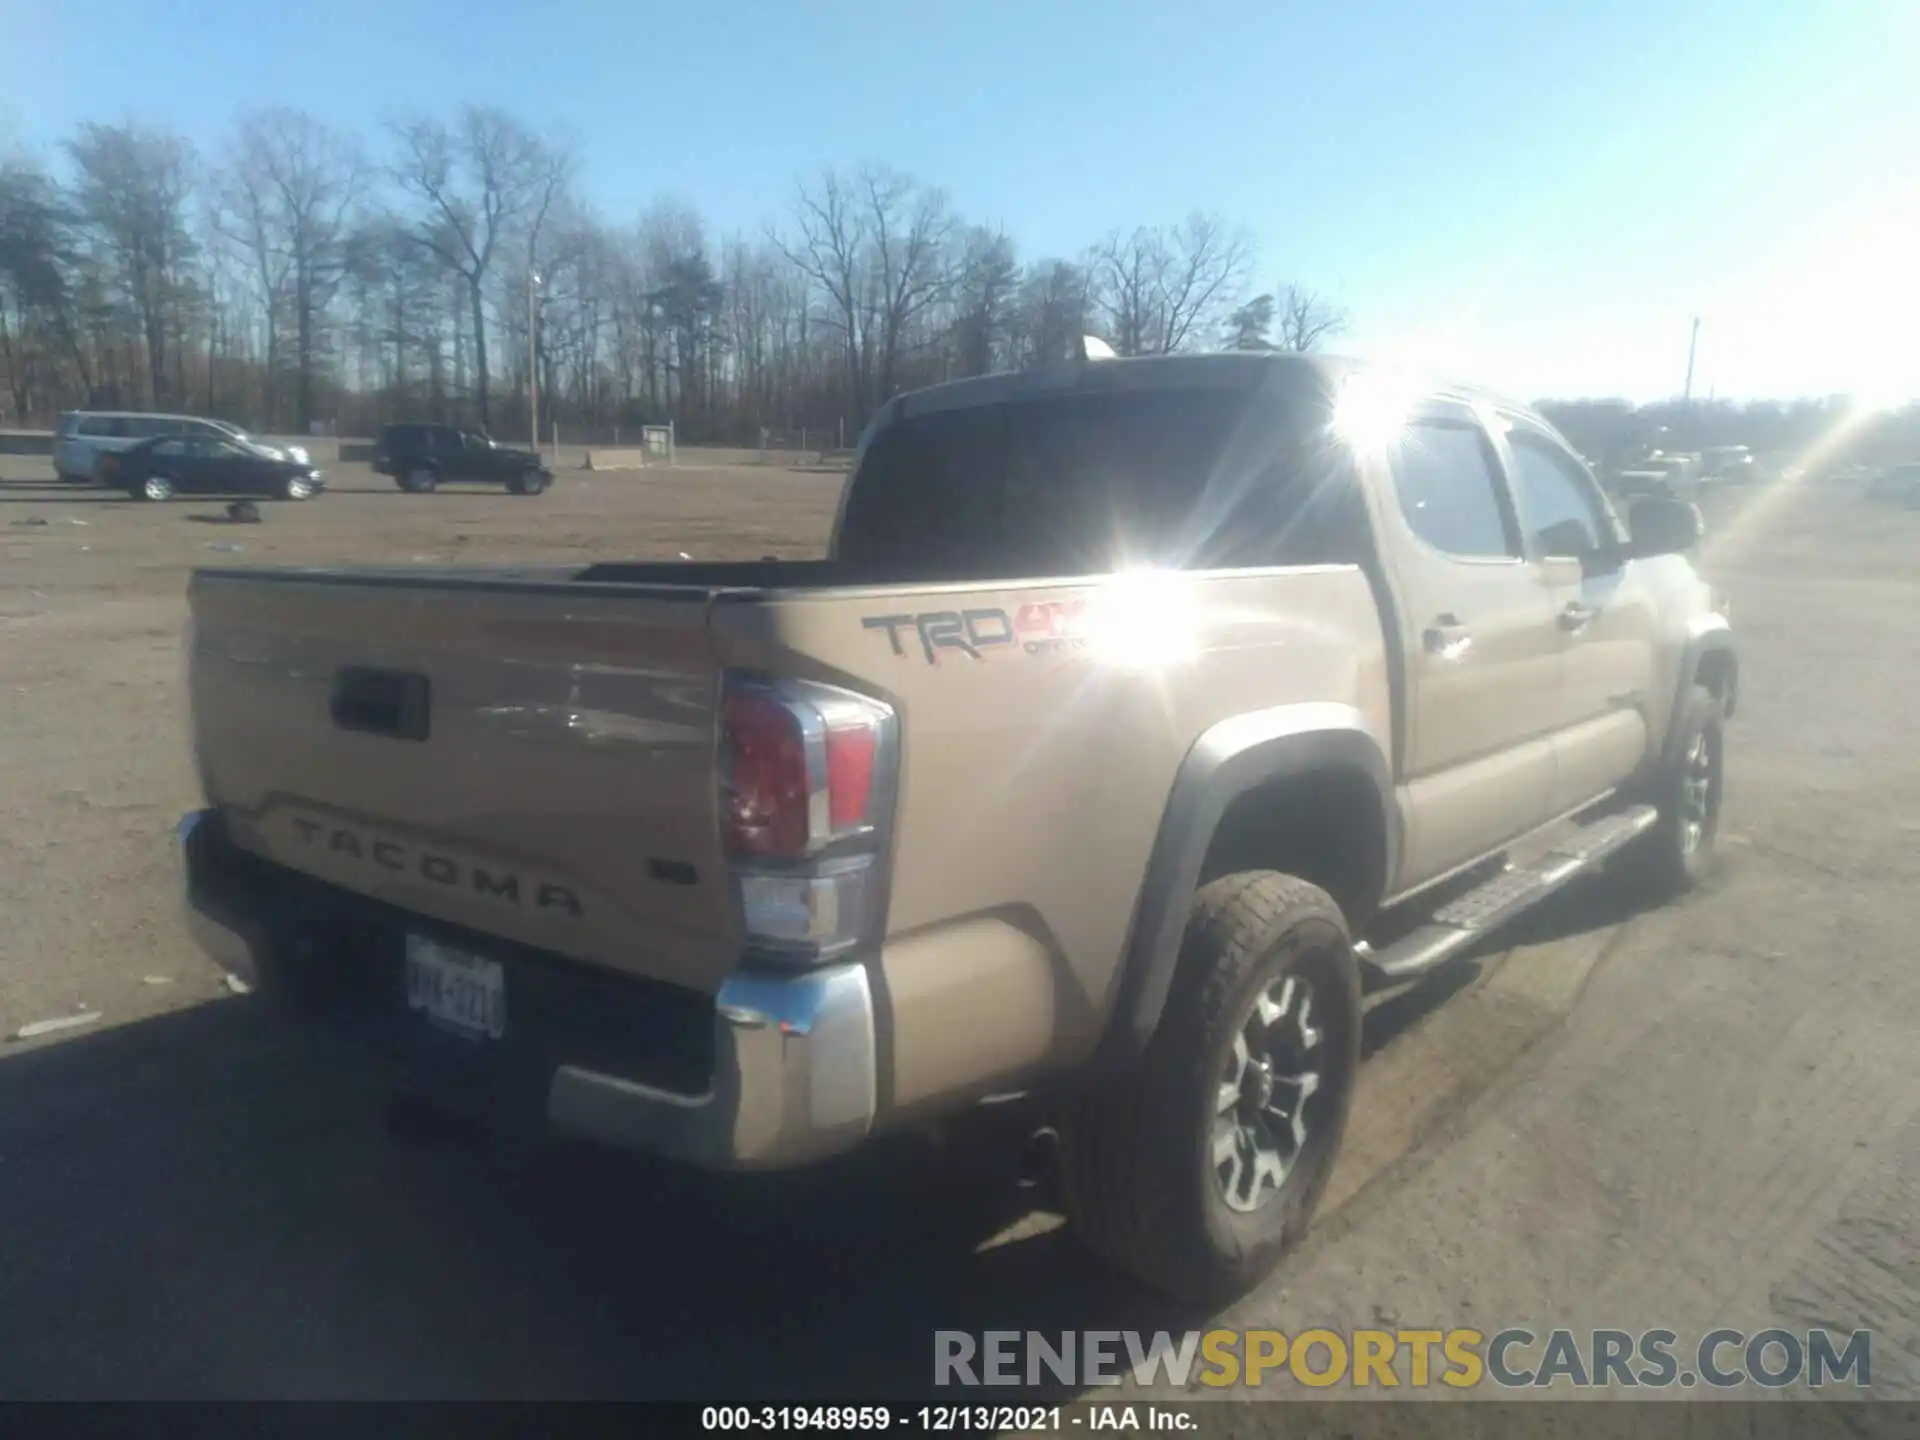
[[715, 566, 1390, 1114]]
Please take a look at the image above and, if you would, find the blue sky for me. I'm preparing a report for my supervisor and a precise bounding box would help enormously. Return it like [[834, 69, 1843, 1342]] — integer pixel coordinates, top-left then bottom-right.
[[5, 0, 1916, 401]]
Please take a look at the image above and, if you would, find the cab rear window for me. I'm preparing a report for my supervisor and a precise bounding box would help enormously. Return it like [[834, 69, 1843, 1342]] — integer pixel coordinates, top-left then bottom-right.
[[837, 381, 1360, 577]]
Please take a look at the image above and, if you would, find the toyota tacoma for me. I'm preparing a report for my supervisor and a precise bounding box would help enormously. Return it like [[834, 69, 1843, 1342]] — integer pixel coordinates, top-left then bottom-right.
[[177, 353, 1736, 1302]]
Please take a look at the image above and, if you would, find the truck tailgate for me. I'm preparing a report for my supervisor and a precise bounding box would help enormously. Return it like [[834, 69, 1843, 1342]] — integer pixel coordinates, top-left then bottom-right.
[[187, 569, 738, 993]]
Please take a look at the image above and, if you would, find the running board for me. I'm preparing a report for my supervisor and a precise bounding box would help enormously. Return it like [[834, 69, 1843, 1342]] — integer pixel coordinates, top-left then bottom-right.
[[1360, 805, 1659, 983]]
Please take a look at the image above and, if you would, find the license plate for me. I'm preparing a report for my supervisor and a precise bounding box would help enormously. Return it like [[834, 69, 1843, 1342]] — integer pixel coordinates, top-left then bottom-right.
[[404, 935, 506, 1041]]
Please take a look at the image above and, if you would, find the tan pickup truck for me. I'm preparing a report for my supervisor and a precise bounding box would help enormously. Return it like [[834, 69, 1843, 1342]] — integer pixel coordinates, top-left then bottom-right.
[[177, 353, 1737, 1302]]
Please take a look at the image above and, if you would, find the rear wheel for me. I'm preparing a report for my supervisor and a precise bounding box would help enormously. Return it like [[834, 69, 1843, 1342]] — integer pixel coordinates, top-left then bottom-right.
[[1058, 872, 1361, 1303], [400, 466, 438, 494]]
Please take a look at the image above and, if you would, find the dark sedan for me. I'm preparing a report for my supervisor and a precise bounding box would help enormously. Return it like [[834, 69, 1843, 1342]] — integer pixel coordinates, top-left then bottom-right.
[[117, 434, 325, 502]]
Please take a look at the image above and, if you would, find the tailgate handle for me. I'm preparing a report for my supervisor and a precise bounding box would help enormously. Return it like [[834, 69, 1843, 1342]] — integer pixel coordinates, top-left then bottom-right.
[[331, 667, 431, 741]]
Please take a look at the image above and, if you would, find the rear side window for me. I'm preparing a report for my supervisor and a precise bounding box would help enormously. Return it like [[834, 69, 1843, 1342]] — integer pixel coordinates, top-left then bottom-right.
[[124, 416, 183, 439], [837, 382, 1356, 577], [76, 416, 126, 438], [1387, 421, 1519, 559]]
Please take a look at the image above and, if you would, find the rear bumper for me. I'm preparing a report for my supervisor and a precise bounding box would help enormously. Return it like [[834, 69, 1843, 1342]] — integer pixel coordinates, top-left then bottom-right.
[[176, 809, 876, 1169]]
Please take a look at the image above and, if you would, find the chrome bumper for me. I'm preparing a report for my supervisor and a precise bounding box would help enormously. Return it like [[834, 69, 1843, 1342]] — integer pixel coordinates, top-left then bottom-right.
[[546, 965, 876, 1168], [177, 809, 877, 1170]]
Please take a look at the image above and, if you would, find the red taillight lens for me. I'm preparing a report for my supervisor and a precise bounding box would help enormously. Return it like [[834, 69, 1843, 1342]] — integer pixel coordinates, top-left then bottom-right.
[[719, 673, 896, 964], [825, 722, 877, 830], [719, 674, 893, 860], [720, 688, 812, 857]]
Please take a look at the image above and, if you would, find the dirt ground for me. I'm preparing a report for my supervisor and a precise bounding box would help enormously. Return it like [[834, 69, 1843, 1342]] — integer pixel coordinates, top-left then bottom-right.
[[0, 456, 847, 1040], [0, 452, 1915, 1409]]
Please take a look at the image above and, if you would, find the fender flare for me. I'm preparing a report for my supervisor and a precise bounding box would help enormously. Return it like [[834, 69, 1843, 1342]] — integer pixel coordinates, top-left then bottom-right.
[[1662, 617, 1738, 767], [1098, 702, 1397, 1066]]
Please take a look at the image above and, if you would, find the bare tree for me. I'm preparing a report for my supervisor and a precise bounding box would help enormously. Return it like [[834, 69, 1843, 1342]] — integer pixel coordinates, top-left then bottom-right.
[[390, 107, 570, 428], [218, 109, 366, 427], [1011, 259, 1094, 368], [862, 164, 954, 405], [246, 111, 362, 427], [777, 169, 869, 423], [65, 122, 200, 408], [779, 164, 953, 427], [0, 158, 90, 417], [1091, 214, 1252, 355], [1274, 283, 1347, 352], [948, 226, 1019, 378], [1157, 214, 1253, 353], [216, 140, 292, 423], [7, 102, 1385, 446], [1089, 227, 1162, 356]]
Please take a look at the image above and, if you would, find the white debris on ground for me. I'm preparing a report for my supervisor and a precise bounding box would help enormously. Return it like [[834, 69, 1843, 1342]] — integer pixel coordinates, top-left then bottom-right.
[[11, 1011, 104, 1041]]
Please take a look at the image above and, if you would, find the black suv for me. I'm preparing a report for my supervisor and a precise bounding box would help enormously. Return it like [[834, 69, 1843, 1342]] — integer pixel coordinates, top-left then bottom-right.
[[373, 424, 553, 495]]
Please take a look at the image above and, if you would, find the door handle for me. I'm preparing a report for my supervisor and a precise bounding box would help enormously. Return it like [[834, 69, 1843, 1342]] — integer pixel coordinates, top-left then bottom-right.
[[1558, 602, 1599, 633], [1423, 615, 1473, 660]]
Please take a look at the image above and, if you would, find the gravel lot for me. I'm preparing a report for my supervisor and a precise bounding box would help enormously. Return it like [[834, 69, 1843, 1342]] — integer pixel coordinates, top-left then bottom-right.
[[0, 453, 1914, 1410]]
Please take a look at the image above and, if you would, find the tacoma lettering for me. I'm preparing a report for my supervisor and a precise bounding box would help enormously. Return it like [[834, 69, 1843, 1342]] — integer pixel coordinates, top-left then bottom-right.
[[285, 818, 583, 916]]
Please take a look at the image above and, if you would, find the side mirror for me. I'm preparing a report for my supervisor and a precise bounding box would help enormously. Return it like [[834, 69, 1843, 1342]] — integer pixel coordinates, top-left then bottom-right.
[[1627, 496, 1703, 557]]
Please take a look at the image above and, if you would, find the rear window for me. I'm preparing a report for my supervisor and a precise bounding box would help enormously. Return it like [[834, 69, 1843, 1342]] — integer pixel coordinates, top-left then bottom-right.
[[836, 383, 1360, 577], [56, 413, 83, 437]]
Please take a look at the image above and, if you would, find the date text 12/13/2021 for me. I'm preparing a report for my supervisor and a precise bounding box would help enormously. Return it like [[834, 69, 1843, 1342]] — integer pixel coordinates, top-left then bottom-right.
[[700, 1405, 1198, 1432]]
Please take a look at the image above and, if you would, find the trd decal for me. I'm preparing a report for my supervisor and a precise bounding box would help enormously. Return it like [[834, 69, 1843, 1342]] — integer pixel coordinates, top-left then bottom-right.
[[863, 600, 1092, 664]]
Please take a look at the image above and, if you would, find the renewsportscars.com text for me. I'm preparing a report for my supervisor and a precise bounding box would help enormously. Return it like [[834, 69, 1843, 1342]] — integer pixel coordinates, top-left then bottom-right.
[[934, 1328, 1872, 1390]]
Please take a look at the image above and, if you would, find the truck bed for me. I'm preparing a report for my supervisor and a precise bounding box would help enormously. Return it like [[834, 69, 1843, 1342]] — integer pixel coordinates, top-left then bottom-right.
[[188, 559, 1394, 1028]]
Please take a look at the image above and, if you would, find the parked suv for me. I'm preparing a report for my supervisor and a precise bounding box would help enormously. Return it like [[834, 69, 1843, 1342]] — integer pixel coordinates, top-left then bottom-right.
[[55, 412, 310, 485], [372, 423, 553, 495]]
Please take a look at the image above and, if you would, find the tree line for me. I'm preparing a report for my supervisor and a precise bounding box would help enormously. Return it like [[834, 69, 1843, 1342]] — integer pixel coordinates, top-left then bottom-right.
[[0, 106, 1348, 444]]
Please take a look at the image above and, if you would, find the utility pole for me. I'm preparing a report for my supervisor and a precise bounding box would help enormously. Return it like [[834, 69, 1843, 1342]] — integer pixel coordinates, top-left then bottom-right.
[[528, 266, 543, 449], [1680, 315, 1701, 448], [1682, 316, 1701, 405]]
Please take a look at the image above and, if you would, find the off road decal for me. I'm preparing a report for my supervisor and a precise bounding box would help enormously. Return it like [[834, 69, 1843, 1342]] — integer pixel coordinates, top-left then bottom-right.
[[862, 600, 1091, 664]]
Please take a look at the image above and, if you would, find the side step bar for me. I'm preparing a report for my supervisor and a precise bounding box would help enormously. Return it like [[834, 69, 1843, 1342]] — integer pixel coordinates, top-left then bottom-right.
[[1359, 805, 1659, 984]]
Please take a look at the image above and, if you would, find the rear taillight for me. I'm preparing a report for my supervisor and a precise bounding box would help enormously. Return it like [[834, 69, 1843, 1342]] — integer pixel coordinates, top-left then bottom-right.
[[719, 672, 896, 966]]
